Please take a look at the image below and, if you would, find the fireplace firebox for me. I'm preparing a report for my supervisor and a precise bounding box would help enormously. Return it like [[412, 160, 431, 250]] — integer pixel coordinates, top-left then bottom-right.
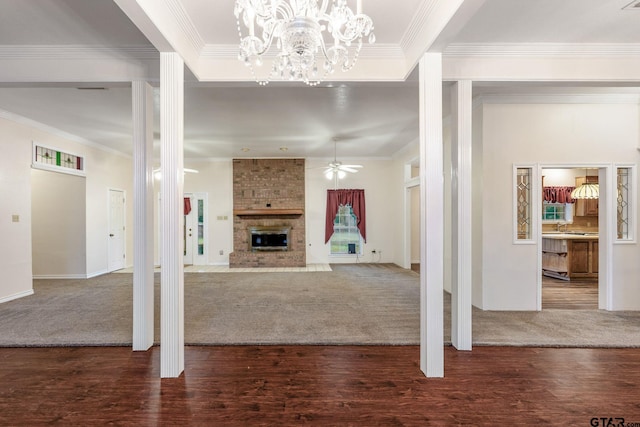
[[249, 226, 290, 252]]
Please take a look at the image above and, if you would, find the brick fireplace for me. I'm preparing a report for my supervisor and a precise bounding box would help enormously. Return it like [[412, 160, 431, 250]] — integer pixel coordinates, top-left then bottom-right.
[[229, 158, 306, 268]]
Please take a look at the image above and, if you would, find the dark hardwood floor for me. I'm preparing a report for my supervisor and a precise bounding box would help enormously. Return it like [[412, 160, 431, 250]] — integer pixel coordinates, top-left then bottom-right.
[[542, 275, 598, 309], [1, 345, 639, 425]]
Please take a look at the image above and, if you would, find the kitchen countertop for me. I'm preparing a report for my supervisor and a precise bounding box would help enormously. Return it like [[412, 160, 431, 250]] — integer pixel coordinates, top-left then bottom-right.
[[542, 233, 598, 240]]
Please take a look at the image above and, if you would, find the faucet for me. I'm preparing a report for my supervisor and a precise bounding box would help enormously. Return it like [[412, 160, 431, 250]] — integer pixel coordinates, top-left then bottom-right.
[[556, 222, 567, 232]]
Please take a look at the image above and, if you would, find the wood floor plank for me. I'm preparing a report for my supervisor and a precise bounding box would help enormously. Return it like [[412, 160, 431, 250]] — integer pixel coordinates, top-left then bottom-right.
[[542, 276, 599, 309], [1, 345, 639, 425]]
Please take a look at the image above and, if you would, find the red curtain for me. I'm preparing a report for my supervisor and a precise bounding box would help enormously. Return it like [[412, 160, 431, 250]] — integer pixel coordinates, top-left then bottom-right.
[[184, 197, 192, 215], [543, 186, 576, 204], [325, 189, 366, 244]]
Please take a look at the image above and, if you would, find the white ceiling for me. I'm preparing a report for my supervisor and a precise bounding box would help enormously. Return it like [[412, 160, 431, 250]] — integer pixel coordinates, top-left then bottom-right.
[[1, 0, 640, 160]]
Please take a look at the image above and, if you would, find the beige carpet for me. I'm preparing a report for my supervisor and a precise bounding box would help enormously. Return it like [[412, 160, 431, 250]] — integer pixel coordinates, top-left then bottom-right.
[[0, 264, 638, 347]]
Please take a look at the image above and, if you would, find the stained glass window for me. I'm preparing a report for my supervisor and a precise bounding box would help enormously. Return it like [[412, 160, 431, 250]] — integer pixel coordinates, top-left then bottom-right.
[[617, 167, 630, 240], [516, 167, 532, 241], [33, 143, 85, 176]]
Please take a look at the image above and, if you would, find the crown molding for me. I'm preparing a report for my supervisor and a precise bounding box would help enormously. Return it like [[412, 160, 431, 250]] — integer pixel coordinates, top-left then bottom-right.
[[475, 93, 640, 105], [164, 0, 205, 55], [400, 0, 437, 54], [114, 0, 204, 78], [200, 43, 405, 60], [399, 0, 466, 78], [444, 43, 640, 58], [0, 45, 158, 60], [0, 109, 130, 158]]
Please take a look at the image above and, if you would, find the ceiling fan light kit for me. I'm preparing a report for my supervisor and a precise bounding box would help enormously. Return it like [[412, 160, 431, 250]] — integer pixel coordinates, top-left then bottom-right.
[[323, 137, 363, 181], [235, 0, 375, 86]]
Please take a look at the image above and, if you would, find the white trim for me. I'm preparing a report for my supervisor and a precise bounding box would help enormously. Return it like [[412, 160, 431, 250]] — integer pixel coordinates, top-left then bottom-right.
[[31, 162, 86, 177], [419, 53, 444, 378], [87, 269, 110, 279], [476, 93, 640, 105], [33, 274, 86, 280], [444, 42, 640, 57], [450, 80, 473, 351], [160, 52, 185, 378], [0, 44, 158, 60], [0, 289, 34, 304], [536, 163, 614, 312], [107, 188, 127, 273], [403, 159, 421, 270]]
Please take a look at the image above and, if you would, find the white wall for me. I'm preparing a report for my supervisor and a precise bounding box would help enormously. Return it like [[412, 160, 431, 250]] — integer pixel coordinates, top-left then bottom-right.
[[31, 169, 86, 277], [306, 158, 400, 264], [480, 102, 640, 310], [0, 117, 33, 303], [472, 104, 484, 308], [27, 128, 134, 277], [184, 160, 233, 265], [0, 113, 133, 289], [85, 146, 133, 276], [542, 168, 582, 186]]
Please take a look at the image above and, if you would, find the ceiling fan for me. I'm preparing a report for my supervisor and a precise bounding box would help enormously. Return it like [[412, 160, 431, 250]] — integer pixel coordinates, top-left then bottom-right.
[[323, 137, 363, 180]]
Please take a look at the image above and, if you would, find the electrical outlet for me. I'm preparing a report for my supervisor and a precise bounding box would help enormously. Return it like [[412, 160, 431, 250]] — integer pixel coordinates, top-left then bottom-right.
[[219, 250, 224, 255]]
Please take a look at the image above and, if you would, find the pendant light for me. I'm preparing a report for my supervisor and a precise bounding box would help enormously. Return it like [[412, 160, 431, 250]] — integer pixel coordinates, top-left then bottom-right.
[[571, 169, 599, 200]]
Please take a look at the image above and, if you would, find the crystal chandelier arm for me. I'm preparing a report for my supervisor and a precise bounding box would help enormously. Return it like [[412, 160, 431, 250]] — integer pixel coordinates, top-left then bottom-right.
[[318, 0, 330, 16]]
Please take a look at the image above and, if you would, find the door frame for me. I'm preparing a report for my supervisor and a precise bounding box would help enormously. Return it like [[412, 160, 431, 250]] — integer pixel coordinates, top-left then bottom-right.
[[188, 192, 208, 266], [107, 188, 126, 272], [536, 163, 612, 311], [402, 159, 420, 270]]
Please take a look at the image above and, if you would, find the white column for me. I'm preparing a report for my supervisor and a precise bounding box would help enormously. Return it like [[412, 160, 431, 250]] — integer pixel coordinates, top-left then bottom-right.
[[132, 81, 155, 351], [160, 52, 185, 378], [419, 53, 444, 377], [450, 80, 473, 351]]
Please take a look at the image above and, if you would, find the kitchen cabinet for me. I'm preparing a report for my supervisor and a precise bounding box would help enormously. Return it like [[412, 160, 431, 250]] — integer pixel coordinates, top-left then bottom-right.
[[574, 176, 598, 217], [542, 235, 598, 280]]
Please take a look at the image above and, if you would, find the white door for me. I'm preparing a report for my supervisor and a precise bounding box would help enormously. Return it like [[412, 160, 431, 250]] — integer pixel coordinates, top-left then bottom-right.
[[183, 193, 207, 266], [184, 195, 194, 265], [108, 189, 126, 271]]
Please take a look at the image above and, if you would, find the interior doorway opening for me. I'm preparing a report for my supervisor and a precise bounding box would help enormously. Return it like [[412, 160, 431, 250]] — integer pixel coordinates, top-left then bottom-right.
[[540, 167, 600, 310]]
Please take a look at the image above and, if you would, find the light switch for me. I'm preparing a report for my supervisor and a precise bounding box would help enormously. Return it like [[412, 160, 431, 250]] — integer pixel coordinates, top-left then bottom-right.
[[11, 215, 19, 223]]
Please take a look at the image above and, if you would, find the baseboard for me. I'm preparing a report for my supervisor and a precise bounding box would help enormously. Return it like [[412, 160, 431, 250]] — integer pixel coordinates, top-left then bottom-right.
[[0, 289, 34, 304], [87, 269, 110, 279], [33, 274, 87, 280]]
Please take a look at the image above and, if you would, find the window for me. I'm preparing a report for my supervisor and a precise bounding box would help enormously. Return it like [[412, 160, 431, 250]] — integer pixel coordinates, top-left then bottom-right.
[[32, 142, 86, 177], [616, 166, 634, 241], [543, 203, 565, 221], [514, 166, 533, 242], [330, 205, 363, 255]]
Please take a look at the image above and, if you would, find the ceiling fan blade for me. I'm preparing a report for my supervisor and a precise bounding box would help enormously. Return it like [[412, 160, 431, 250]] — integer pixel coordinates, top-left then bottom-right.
[[340, 164, 363, 168], [339, 167, 360, 173]]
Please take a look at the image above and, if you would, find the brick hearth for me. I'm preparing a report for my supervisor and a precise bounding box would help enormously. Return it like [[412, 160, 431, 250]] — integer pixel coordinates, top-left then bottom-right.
[[229, 158, 306, 268]]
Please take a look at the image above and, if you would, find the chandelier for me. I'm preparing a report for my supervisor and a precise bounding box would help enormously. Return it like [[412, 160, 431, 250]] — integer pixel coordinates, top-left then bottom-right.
[[234, 0, 375, 85]]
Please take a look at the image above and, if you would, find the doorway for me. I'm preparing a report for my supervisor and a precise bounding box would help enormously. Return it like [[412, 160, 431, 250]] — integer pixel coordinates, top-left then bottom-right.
[[108, 188, 126, 272], [183, 192, 207, 266], [540, 167, 600, 310]]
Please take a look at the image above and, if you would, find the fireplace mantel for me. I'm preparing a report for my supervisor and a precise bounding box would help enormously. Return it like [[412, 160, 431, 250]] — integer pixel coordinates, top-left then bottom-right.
[[234, 209, 304, 216]]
